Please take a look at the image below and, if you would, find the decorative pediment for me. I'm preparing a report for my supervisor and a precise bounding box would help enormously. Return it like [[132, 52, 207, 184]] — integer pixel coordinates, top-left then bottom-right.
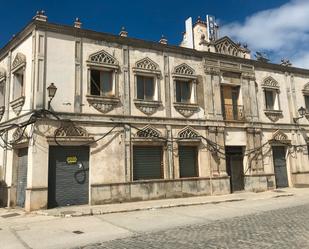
[[262, 76, 279, 89], [174, 63, 195, 76], [214, 36, 239, 57], [178, 126, 199, 139], [303, 82, 309, 95], [88, 50, 118, 66], [264, 110, 283, 122], [10, 96, 25, 116], [134, 100, 161, 116], [270, 130, 290, 144], [12, 53, 26, 71], [11, 127, 28, 144], [54, 121, 88, 137], [0, 67, 6, 80], [136, 57, 159, 71], [86, 95, 120, 114], [136, 125, 161, 138], [174, 103, 199, 117]]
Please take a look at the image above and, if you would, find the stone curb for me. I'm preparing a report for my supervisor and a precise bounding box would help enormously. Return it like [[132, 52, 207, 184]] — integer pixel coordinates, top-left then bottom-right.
[[35, 192, 293, 218]]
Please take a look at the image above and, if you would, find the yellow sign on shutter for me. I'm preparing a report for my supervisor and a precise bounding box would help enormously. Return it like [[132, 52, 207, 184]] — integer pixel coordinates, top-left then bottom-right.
[[66, 156, 78, 164]]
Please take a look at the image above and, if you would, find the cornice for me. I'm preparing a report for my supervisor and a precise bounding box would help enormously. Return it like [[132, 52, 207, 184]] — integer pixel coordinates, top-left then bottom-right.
[[1, 20, 309, 77]]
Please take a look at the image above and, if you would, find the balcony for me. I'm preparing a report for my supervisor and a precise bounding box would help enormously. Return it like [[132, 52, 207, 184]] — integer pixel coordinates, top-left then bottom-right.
[[223, 104, 244, 121]]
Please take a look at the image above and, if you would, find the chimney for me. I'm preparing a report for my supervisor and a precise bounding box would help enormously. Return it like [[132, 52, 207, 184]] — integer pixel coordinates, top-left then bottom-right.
[[159, 35, 168, 45], [33, 10, 47, 22], [74, 18, 82, 29], [119, 27, 128, 37]]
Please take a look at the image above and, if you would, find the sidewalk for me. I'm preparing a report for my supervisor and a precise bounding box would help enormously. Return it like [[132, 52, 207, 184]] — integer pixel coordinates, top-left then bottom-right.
[[34, 188, 297, 218]]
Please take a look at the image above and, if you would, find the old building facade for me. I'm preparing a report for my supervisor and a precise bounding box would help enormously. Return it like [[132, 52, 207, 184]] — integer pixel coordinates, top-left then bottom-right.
[[0, 12, 309, 211]]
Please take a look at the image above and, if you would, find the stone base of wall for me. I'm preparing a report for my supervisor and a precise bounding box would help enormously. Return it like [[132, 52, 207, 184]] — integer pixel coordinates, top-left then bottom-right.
[[292, 172, 309, 187], [244, 174, 275, 192], [91, 177, 230, 205], [0, 181, 8, 207]]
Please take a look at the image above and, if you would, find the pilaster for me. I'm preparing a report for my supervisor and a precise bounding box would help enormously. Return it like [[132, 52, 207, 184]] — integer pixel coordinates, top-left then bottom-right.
[[163, 53, 171, 117], [74, 39, 82, 113], [124, 124, 131, 181], [205, 67, 222, 120], [245, 128, 263, 174], [123, 46, 130, 115], [208, 126, 226, 176]]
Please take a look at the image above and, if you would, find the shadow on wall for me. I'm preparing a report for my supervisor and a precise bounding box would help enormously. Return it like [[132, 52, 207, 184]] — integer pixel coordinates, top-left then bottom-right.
[[0, 180, 8, 207]]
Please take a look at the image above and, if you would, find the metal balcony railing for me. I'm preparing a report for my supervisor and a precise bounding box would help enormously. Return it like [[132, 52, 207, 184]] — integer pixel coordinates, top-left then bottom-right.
[[223, 104, 244, 121]]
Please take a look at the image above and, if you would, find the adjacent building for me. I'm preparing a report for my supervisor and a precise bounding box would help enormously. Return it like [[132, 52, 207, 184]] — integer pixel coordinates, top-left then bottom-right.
[[0, 12, 309, 211]]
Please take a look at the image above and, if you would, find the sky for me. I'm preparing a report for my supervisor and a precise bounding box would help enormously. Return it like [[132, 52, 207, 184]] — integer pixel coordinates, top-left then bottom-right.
[[2, 0, 308, 68]]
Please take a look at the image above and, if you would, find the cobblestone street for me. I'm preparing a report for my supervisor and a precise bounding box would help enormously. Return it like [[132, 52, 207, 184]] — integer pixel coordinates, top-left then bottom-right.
[[78, 203, 309, 249]]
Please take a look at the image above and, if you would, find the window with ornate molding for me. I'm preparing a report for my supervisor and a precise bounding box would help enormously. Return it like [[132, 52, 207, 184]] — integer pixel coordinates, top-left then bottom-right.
[[86, 50, 120, 114], [262, 76, 282, 122], [176, 80, 193, 103], [136, 75, 156, 101], [90, 69, 114, 96], [172, 63, 199, 117], [302, 83, 309, 114], [133, 58, 161, 115], [10, 52, 26, 116], [0, 68, 6, 120], [13, 68, 24, 100]]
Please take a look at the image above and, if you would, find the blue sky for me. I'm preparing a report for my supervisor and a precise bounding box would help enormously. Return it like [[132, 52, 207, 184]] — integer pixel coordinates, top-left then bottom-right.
[[3, 0, 309, 68]]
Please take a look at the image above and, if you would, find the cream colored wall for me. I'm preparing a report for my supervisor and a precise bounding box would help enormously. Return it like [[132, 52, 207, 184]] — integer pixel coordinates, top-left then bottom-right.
[[45, 32, 75, 112], [9, 35, 33, 118]]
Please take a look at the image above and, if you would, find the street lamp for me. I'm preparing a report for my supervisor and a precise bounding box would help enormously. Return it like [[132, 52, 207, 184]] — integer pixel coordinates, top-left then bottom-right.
[[293, 106, 307, 123], [47, 83, 57, 110]]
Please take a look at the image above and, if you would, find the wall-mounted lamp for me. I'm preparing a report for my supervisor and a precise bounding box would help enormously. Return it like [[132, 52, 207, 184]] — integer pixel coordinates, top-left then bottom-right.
[[47, 83, 57, 110], [293, 106, 306, 123]]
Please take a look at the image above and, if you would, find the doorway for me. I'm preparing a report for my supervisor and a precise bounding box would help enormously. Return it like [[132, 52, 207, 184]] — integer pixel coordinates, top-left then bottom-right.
[[226, 146, 244, 192], [272, 146, 288, 188]]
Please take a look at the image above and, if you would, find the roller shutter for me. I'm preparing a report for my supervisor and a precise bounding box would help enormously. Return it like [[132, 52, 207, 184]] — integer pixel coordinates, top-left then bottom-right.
[[179, 146, 198, 178], [133, 146, 163, 180], [48, 146, 89, 208], [16, 148, 28, 207]]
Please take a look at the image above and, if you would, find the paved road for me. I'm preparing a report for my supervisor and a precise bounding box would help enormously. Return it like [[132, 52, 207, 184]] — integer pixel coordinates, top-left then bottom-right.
[[77, 203, 309, 249]]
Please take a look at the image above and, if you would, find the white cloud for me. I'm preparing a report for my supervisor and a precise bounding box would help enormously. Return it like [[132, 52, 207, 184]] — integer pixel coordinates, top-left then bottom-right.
[[221, 0, 309, 68]]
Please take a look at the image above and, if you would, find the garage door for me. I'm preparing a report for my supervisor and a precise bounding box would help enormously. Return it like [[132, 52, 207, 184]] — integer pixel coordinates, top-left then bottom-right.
[[133, 146, 163, 180], [48, 146, 89, 208], [179, 146, 198, 178], [16, 148, 28, 207]]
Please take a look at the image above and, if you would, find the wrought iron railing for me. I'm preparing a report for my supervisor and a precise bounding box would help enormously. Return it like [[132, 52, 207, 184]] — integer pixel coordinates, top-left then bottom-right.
[[223, 104, 244, 121]]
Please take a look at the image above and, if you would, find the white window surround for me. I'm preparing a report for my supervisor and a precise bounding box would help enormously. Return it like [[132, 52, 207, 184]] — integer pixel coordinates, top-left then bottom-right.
[[133, 57, 162, 116], [86, 50, 120, 114], [10, 52, 26, 116], [0, 67, 6, 120], [261, 76, 282, 122], [302, 82, 309, 120], [172, 63, 199, 118]]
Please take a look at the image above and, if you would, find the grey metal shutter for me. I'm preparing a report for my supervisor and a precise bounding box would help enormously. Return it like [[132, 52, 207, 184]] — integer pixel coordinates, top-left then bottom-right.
[[273, 146, 288, 188], [48, 146, 89, 208], [179, 146, 198, 178], [133, 146, 163, 180], [16, 148, 28, 207]]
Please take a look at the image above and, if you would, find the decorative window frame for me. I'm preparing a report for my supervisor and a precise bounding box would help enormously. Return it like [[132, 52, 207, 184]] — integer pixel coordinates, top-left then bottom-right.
[[177, 126, 201, 144], [261, 76, 283, 122], [0, 68, 6, 121], [172, 63, 199, 117], [133, 57, 162, 116], [10, 53, 26, 116], [86, 50, 120, 114], [302, 83, 309, 120], [132, 125, 166, 143]]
